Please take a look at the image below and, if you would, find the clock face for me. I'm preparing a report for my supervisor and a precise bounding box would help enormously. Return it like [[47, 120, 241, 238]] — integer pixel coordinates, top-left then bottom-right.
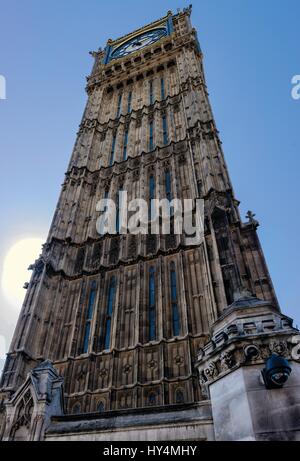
[[111, 28, 167, 60]]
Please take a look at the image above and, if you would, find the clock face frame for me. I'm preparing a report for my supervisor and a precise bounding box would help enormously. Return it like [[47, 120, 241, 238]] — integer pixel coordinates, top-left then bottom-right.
[[110, 27, 167, 60]]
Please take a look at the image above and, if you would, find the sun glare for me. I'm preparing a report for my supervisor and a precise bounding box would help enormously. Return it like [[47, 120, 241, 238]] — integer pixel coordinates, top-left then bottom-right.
[[1, 238, 44, 310]]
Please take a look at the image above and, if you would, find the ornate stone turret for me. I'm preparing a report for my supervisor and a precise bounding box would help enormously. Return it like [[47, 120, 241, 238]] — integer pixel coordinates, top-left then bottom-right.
[[1, 361, 63, 441], [196, 294, 300, 440]]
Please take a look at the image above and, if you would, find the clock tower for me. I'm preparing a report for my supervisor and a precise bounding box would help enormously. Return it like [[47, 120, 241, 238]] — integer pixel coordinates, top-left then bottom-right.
[[1, 7, 300, 441]]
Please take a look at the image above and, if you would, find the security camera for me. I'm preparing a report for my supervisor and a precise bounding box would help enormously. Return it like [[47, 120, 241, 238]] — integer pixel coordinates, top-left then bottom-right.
[[262, 354, 292, 389]]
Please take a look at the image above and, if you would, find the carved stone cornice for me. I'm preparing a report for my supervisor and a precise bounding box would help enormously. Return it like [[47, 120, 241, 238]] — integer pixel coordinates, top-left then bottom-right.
[[42, 240, 206, 281], [27, 257, 45, 276], [87, 31, 200, 91], [87, 37, 175, 90], [195, 295, 300, 396], [67, 138, 189, 179]]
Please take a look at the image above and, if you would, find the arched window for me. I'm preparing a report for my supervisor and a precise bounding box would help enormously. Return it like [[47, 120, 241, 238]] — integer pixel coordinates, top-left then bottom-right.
[[170, 262, 180, 337], [73, 403, 81, 414], [116, 92, 122, 118], [162, 114, 168, 145], [103, 276, 117, 350], [97, 401, 105, 413], [148, 391, 157, 406], [116, 187, 124, 233], [165, 169, 172, 202], [109, 135, 116, 166], [148, 267, 156, 341], [10, 392, 34, 441], [83, 280, 97, 353], [149, 80, 154, 105], [149, 120, 154, 151], [160, 77, 165, 100], [127, 91, 132, 113], [175, 388, 184, 404], [149, 175, 155, 200], [123, 130, 128, 161], [149, 174, 155, 220]]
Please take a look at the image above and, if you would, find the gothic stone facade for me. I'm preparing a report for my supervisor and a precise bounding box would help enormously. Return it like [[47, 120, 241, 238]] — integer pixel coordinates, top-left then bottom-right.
[[1, 8, 300, 441]]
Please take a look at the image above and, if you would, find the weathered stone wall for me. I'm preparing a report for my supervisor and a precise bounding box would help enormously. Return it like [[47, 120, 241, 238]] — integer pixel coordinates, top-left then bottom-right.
[[210, 363, 300, 441]]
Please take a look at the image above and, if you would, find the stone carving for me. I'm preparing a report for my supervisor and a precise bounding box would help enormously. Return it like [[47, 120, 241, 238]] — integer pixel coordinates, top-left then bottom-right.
[[99, 368, 108, 378], [10, 395, 33, 440], [174, 355, 184, 366], [2, 361, 63, 441], [28, 258, 44, 276], [219, 351, 235, 372], [198, 371, 207, 385], [123, 364, 132, 374], [269, 340, 287, 356], [147, 359, 157, 369], [204, 362, 218, 381], [245, 210, 259, 227], [196, 299, 300, 392]]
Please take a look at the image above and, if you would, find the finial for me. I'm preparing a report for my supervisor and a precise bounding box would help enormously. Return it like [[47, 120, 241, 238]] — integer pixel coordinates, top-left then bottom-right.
[[246, 210, 256, 222], [245, 210, 259, 227], [183, 4, 193, 14]]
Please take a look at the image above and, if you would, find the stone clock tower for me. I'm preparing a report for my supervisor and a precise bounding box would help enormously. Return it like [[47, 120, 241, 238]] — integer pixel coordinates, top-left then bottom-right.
[[1, 7, 300, 441]]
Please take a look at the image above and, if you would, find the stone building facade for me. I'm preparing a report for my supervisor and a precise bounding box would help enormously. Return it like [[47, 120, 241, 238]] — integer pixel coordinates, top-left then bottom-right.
[[1, 7, 300, 441]]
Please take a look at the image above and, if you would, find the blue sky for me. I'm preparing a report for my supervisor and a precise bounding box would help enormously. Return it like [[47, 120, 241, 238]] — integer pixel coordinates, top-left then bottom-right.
[[0, 0, 299, 356]]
